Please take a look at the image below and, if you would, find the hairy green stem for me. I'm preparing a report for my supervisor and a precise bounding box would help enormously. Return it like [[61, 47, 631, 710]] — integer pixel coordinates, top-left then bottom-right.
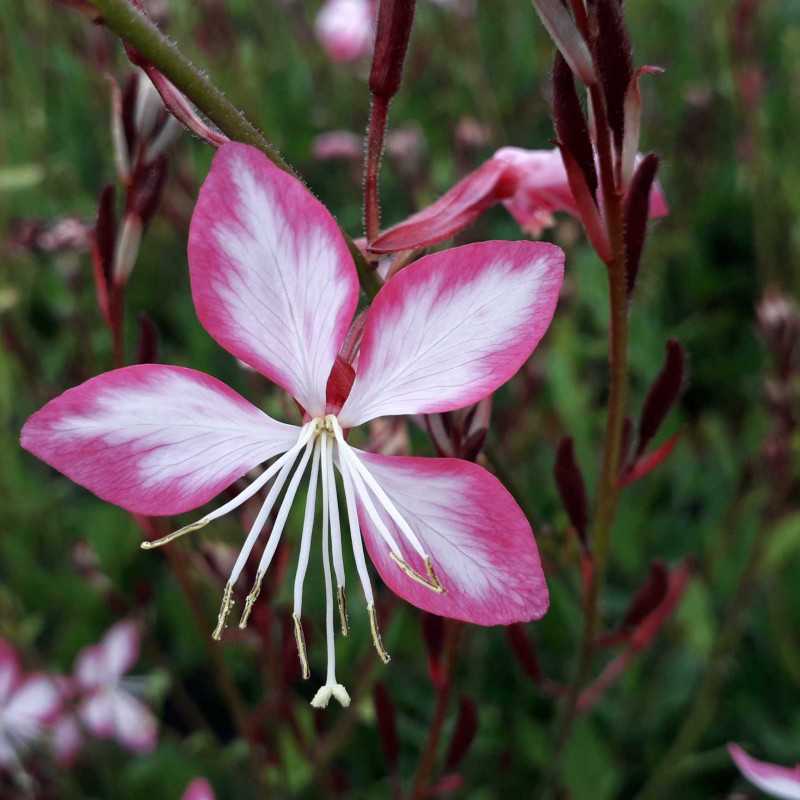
[[85, 0, 381, 299]]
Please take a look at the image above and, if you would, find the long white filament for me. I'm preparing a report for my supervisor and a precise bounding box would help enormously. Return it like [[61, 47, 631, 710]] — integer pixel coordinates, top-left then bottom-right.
[[293, 438, 322, 617], [239, 437, 315, 627], [310, 433, 350, 708], [141, 422, 314, 550], [331, 421, 428, 561]]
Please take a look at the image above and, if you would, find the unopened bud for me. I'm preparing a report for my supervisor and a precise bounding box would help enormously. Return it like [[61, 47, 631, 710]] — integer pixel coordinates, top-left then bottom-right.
[[369, 0, 416, 100], [112, 213, 143, 285]]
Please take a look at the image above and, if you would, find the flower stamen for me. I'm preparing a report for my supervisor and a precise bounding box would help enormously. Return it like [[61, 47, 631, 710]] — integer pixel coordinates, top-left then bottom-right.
[[368, 604, 391, 665], [292, 613, 311, 680], [212, 581, 235, 641], [337, 586, 350, 637]]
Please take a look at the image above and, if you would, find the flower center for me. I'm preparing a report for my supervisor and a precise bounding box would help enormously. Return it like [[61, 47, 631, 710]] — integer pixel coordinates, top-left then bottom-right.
[[140, 413, 443, 708]]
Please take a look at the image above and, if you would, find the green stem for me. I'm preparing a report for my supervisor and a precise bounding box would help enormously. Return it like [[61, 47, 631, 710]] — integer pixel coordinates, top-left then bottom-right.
[[85, 0, 381, 299], [635, 522, 772, 800], [541, 85, 629, 795]]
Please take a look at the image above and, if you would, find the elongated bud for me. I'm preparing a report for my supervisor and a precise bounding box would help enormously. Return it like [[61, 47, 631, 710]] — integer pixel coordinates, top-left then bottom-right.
[[91, 185, 116, 323], [140, 64, 229, 148], [555, 143, 612, 262], [621, 432, 680, 487], [554, 436, 589, 548], [373, 682, 399, 770], [506, 624, 543, 684], [369, 0, 416, 100], [136, 313, 159, 364], [553, 52, 597, 201], [112, 214, 143, 286], [421, 612, 445, 688], [621, 66, 664, 189], [592, 0, 633, 155], [637, 339, 685, 456], [621, 561, 669, 630], [531, 0, 596, 85], [445, 697, 478, 770], [128, 155, 168, 226], [624, 153, 659, 295]]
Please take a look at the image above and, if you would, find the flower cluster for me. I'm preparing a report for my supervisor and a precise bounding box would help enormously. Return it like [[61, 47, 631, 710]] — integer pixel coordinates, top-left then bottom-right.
[[22, 141, 564, 707], [0, 621, 156, 778]]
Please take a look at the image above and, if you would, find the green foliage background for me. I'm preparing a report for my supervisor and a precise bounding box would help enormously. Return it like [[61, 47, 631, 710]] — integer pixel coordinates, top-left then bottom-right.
[[1, 1, 799, 798]]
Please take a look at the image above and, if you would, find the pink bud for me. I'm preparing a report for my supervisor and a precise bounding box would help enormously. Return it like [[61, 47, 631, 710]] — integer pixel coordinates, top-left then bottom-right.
[[315, 0, 375, 63]]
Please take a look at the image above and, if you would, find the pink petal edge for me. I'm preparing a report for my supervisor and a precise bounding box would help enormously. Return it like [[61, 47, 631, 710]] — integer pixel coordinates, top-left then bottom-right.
[[339, 240, 564, 427], [729, 744, 800, 800], [21, 364, 300, 516], [356, 451, 549, 625], [188, 142, 359, 416]]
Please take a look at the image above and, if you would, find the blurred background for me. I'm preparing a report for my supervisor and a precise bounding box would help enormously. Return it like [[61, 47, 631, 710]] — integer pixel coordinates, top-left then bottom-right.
[[1, 1, 799, 798]]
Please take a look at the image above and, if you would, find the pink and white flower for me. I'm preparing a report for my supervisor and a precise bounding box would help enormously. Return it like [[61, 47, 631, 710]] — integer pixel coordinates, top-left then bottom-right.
[[315, 0, 375, 63], [71, 620, 157, 753], [729, 744, 800, 799], [0, 640, 60, 769], [370, 146, 668, 252], [21, 142, 563, 707]]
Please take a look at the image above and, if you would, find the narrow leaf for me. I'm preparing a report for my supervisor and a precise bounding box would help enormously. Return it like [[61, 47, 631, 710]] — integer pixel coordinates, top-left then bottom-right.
[[554, 436, 589, 547], [637, 339, 685, 456]]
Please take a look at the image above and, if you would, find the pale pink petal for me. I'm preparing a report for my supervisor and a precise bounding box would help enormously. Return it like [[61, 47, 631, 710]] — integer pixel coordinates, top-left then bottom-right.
[[338, 241, 564, 427], [21, 364, 300, 516], [109, 690, 157, 753], [188, 143, 359, 416], [355, 451, 548, 624], [5, 675, 61, 728], [75, 644, 107, 690], [496, 147, 668, 233], [182, 778, 216, 800], [315, 0, 374, 63], [79, 690, 115, 738], [97, 620, 141, 681], [370, 158, 517, 253], [729, 744, 800, 800], [52, 715, 83, 766], [0, 640, 21, 703]]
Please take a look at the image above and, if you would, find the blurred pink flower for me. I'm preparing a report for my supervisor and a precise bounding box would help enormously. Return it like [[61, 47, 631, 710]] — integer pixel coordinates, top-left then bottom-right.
[[23, 142, 563, 707], [312, 130, 363, 161], [0, 640, 60, 769], [729, 744, 800, 799], [72, 620, 157, 753], [315, 0, 374, 63], [182, 777, 216, 800], [371, 146, 668, 252]]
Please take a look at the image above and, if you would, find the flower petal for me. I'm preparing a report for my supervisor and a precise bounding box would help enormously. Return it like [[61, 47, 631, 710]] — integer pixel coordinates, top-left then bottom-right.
[[729, 744, 800, 800], [79, 691, 115, 738], [354, 451, 549, 624], [369, 158, 517, 253], [5, 675, 61, 727], [21, 364, 300, 516], [98, 620, 141, 681], [110, 690, 158, 753], [188, 142, 359, 416], [338, 241, 564, 426], [182, 779, 216, 800], [0, 640, 21, 704]]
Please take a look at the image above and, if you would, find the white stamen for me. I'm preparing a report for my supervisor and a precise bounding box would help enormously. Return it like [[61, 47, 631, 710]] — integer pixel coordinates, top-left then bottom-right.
[[310, 432, 350, 709], [293, 438, 322, 618], [331, 419, 428, 560], [141, 422, 314, 550], [334, 439, 374, 607], [227, 437, 307, 588], [239, 437, 315, 627], [322, 431, 348, 635]]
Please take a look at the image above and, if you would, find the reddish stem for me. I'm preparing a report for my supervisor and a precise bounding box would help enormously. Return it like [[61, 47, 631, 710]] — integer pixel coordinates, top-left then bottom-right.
[[364, 94, 390, 243]]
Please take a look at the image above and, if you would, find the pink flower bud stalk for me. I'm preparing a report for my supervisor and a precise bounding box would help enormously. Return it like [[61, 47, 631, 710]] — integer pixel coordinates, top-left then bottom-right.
[[364, 0, 416, 243], [531, 0, 596, 86]]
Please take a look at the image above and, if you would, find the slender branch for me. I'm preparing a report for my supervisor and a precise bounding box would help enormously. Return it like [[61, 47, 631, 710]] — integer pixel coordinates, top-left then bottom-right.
[[542, 84, 629, 793], [635, 523, 771, 800], [411, 623, 462, 799], [364, 95, 390, 243], [84, 0, 381, 299]]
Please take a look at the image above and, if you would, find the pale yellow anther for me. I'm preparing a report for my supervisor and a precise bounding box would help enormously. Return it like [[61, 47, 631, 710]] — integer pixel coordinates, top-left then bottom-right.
[[292, 614, 311, 680], [368, 604, 391, 664], [389, 551, 445, 594], [212, 582, 235, 640], [337, 586, 349, 637]]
